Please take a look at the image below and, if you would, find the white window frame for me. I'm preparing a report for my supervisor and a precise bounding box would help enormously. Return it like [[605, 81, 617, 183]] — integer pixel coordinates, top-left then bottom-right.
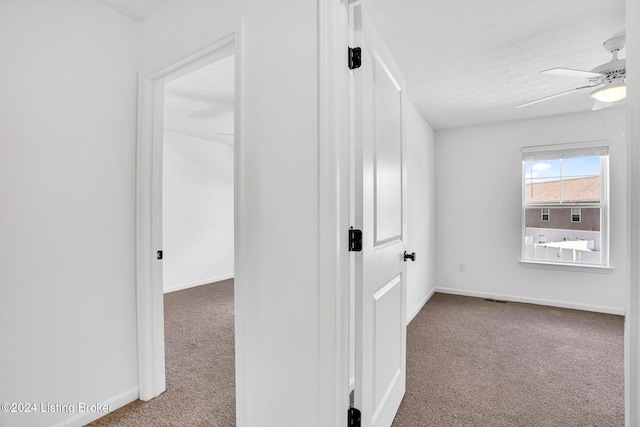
[[571, 207, 581, 223], [541, 207, 550, 221], [520, 140, 611, 272]]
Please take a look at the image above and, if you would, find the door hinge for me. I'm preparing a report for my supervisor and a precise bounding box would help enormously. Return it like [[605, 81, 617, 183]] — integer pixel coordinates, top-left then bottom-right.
[[348, 46, 361, 70], [349, 227, 362, 252], [348, 407, 361, 427], [157, 250, 163, 260]]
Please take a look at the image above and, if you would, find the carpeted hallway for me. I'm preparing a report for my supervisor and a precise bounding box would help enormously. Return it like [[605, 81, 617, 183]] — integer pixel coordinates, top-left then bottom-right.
[[391, 293, 624, 426], [88, 279, 236, 427], [89, 285, 624, 426]]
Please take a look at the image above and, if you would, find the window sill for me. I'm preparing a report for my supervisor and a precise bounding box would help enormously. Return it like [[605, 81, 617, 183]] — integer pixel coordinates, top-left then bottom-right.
[[519, 260, 613, 274]]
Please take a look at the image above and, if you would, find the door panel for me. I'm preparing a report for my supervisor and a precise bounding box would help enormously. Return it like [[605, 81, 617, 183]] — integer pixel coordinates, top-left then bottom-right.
[[373, 274, 403, 412], [353, 4, 407, 427], [374, 57, 403, 245]]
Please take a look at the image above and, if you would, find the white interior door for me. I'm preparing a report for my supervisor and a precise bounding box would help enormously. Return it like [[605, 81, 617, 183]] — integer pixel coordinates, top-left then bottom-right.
[[352, 4, 407, 427]]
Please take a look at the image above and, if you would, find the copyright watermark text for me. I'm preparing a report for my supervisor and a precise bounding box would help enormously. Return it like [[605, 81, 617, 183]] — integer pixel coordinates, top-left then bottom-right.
[[1, 402, 111, 415]]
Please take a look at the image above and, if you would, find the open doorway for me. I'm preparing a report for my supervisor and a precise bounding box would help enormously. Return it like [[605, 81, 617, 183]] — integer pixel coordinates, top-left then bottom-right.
[[160, 53, 236, 421], [93, 50, 237, 426], [131, 34, 238, 425], [162, 55, 235, 293]]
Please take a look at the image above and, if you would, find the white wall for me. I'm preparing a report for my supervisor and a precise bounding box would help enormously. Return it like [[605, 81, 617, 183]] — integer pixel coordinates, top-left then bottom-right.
[[163, 131, 234, 292], [0, 1, 141, 426], [0, 1, 435, 425], [140, 0, 241, 67], [435, 108, 627, 314], [142, 0, 325, 425], [0, 0, 328, 425], [405, 100, 437, 322], [235, 2, 322, 424]]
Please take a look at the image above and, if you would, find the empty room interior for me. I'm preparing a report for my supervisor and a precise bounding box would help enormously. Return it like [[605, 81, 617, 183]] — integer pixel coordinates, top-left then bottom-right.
[[0, 0, 638, 427], [162, 53, 237, 424], [163, 55, 235, 296]]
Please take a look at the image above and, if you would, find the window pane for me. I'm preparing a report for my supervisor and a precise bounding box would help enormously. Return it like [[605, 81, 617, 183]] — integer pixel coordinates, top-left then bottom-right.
[[541, 208, 549, 221], [522, 149, 607, 266], [561, 175, 600, 203], [526, 207, 598, 230], [525, 179, 560, 204], [524, 207, 601, 264], [524, 159, 560, 180], [525, 156, 601, 204], [562, 156, 601, 179]]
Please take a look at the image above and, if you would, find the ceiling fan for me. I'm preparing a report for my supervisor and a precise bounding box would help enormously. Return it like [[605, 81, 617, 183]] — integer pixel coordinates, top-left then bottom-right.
[[515, 34, 626, 110]]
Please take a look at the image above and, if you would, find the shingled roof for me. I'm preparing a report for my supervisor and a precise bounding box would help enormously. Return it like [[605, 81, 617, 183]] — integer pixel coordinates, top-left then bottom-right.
[[525, 176, 600, 204]]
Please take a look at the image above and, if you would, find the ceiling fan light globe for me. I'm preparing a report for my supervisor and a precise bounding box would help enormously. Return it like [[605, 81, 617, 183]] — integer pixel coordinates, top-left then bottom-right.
[[590, 84, 626, 103]]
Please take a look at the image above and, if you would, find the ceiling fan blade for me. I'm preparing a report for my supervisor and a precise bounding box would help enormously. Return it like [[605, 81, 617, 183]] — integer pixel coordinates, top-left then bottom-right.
[[541, 68, 604, 79], [515, 85, 597, 109]]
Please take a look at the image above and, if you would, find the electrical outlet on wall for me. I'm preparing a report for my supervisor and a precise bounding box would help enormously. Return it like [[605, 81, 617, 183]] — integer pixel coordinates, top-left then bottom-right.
[[458, 264, 465, 272]]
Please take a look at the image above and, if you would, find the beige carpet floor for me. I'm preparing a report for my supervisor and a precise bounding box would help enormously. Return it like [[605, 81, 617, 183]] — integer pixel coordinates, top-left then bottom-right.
[[89, 286, 624, 426], [391, 293, 624, 426], [88, 279, 236, 427]]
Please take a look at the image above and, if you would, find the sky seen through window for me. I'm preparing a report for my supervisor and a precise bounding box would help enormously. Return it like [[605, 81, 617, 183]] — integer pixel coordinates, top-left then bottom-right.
[[525, 156, 600, 183]]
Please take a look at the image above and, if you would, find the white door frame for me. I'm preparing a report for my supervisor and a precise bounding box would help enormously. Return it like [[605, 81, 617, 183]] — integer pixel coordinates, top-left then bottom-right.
[[626, 0, 640, 424], [317, 0, 351, 425], [135, 32, 236, 401], [134, 6, 353, 422]]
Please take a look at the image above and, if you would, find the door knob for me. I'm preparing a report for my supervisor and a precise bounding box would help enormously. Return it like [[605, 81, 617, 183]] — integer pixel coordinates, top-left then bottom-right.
[[404, 251, 416, 262]]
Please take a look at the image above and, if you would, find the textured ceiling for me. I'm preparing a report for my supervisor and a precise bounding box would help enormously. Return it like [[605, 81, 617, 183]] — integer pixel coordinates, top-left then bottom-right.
[[99, 0, 626, 131], [164, 55, 235, 145], [365, 0, 626, 129]]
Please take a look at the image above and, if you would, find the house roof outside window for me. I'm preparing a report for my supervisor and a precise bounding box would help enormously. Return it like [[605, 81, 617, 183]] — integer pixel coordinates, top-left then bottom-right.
[[525, 176, 600, 204]]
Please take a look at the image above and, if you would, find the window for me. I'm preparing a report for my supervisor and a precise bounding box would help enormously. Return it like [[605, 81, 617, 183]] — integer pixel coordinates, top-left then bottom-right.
[[541, 208, 550, 221], [522, 142, 609, 267], [571, 208, 581, 223]]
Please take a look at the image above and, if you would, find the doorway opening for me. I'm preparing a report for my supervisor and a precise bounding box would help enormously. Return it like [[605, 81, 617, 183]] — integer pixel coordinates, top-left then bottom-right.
[[160, 51, 236, 422], [162, 55, 235, 294], [135, 34, 237, 422]]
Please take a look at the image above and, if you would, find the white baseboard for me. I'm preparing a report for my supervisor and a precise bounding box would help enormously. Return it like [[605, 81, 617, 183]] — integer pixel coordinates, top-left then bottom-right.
[[406, 287, 436, 325], [164, 274, 234, 294], [434, 287, 625, 316], [53, 387, 138, 427]]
